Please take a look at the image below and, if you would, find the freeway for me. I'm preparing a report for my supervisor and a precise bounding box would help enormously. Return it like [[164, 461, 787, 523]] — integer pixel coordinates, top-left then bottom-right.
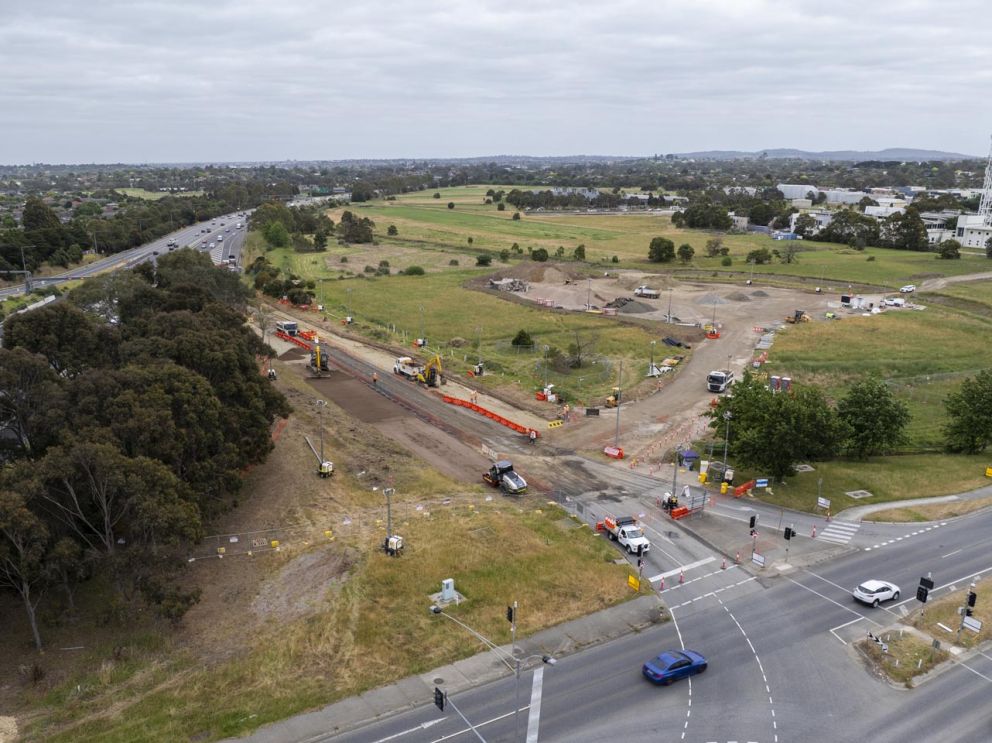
[[302, 498, 992, 742], [0, 210, 251, 299]]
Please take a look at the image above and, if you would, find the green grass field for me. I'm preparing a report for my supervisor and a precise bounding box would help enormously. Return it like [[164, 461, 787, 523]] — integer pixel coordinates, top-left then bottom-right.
[[116, 188, 204, 200], [344, 187, 990, 289], [768, 310, 992, 449], [247, 236, 662, 404]]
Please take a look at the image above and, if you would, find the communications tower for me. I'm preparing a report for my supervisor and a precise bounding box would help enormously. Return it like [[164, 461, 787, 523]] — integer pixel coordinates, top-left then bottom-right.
[[979, 135, 992, 227]]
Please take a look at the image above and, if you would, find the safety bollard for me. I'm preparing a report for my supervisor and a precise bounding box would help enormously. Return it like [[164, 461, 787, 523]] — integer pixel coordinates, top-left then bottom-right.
[[811, 525, 817, 538], [721, 557, 727, 570], [679, 569, 685, 585], [735, 551, 741, 564], [659, 575, 665, 591]]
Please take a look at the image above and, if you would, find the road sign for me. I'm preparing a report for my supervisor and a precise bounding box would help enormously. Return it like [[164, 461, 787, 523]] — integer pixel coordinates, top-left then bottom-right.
[[752, 552, 766, 567], [920, 576, 935, 590], [817, 497, 831, 509], [963, 616, 982, 633], [756, 478, 769, 488], [628, 574, 641, 591]]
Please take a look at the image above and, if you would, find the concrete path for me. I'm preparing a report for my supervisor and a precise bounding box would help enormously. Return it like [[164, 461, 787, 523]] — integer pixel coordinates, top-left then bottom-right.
[[838, 481, 992, 521]]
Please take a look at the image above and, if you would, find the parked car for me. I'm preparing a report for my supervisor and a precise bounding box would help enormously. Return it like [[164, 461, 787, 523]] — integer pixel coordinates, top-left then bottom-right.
[[853, 580, 900, 607], [642, 650, 707, 685], [900, 285, 916, 293]]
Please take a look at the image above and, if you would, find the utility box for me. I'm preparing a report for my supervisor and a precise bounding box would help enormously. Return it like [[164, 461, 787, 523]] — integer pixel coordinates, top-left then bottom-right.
[[440, 578, 455, 602]]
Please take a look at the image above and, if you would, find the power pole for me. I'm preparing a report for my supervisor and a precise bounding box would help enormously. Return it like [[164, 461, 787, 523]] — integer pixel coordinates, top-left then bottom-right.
[[614, 360, 623, 447], [509, 601, 520, 741]]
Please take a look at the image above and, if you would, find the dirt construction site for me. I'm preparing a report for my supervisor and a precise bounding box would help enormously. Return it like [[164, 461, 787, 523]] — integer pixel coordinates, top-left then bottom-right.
[[264, 268, 845, 482]]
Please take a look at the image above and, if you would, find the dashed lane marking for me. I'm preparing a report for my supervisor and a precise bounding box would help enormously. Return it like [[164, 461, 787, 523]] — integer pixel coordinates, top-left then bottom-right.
[[865, 522, 947, 551]]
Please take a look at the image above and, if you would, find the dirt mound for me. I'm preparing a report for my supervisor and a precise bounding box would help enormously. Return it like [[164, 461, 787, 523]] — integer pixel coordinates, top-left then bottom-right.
[[252, 548, 354, 620], [751, 290, 769, 297], [605, 296, 634, 309], [618, 300, 655, 314], [696, 292, 728, 305], [725, 292, 751, 302]]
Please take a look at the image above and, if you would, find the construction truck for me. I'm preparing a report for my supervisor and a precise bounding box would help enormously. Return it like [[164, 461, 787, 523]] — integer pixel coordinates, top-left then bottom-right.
[[483, 460, 528, 495], [605, 386, 621, 408], [393, 356, 424, 379], [634, 286, 661, 299], [309, 338, 330, 375], [603, 515, 651, 555], [417, 354, 443, 387], [706, 370, 734, 393], [276, 320, 298, 336], [785, 310, 810, 324]]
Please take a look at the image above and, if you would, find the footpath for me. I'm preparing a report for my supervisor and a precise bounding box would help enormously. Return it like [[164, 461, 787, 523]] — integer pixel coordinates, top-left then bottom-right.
[[228, 594, 664, 742]]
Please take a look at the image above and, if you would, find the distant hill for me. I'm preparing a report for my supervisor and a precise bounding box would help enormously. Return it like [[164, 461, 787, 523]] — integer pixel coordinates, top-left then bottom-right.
[[674, 148, 980, 162]]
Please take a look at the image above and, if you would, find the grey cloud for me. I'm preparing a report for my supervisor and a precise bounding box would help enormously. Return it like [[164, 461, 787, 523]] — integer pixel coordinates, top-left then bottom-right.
[[1, 0, 990, 162]]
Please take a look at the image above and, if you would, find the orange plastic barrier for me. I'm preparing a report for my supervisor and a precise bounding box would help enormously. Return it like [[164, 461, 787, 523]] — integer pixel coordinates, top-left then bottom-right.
[[441, 395, 538, 437], [275, 331, 313, 350], [603, 446, 624, 459], [734, 480, 755, 498], [670, 506, 690, 520]]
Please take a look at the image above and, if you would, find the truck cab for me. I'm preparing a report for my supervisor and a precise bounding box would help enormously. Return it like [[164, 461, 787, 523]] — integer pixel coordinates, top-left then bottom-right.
[[706, 370, 734, 393], [634, 285, 660, 298]]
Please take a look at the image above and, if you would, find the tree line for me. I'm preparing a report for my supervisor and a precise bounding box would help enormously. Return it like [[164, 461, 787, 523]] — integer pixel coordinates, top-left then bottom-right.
[[0, 250, 289, 649], [709, 371, 992, 482]]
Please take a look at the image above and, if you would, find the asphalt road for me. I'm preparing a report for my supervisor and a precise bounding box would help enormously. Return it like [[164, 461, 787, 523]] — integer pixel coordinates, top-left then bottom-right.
[[312, 499, 992, 743], [0, 209, 250, 299]]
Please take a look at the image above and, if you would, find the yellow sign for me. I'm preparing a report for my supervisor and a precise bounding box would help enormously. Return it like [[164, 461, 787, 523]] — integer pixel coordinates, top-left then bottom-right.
[[216, 547, 226, 555], [628, 574, 641, 592], [270, 540, 280, 549], [548, 420, 563, 429], [986, 466, 992, 478]]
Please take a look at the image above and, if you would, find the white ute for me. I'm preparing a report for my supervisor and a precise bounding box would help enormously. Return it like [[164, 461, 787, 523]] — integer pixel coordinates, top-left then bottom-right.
[[603, 515, 651, 555]]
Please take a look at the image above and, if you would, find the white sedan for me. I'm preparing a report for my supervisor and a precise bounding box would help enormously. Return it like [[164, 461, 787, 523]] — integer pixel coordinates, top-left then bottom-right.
[[900, 285, 916, 293], [853, 579, 900, 607]]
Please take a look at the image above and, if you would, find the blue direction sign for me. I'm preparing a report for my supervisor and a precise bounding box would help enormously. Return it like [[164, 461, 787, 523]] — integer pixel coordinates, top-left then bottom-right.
[[756, 478, 769, 488]]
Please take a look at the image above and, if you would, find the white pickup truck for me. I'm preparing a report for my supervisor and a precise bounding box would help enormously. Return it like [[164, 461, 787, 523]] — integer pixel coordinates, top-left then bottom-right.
[[603, 515, 651, 555], [634, 286, 661, 299], [393, 356, 424, 379]]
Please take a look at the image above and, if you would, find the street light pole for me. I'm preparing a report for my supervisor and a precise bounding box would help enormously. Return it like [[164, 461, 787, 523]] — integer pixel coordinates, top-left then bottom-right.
[[316, 400, 326, 463], [667, 287, 673, 323], [587, 278, 591, 309], [419, 304, 425, 346], [511, 600, 520, 741], [650, 340, 656, 377], [722, 410, 732, 470]]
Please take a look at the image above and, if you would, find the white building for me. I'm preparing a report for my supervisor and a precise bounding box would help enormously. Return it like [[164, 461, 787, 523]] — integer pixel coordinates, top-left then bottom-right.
[[864, 206, 904, 219], [954, 214, 992, 248], [822, 189, 868, 205], [777, 183, 819, 200], [789, 210, 833, 233], [729, 212, 749, 231]]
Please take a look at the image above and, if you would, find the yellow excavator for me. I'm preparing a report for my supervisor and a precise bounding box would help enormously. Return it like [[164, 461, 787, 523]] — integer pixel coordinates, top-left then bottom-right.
[[605, 386, 621, 408], [417, 354, 444, 387]]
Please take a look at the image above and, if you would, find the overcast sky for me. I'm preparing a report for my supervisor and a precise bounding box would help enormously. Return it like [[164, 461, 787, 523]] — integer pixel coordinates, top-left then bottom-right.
[[2, 0, 991, 164]]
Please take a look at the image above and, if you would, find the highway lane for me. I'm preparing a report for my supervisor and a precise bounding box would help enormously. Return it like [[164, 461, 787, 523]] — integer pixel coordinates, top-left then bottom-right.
[[0, 209, 250, 298]]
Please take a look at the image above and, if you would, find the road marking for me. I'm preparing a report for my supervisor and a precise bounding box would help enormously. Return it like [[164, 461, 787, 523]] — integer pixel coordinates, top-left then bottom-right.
[[958, 661, 992, 684], [785, 577, 883, 626], [829, 616, 866, 644], [429, 707, 520, 742], [525, 666, 544, 743], [720, 598, 778, 742], [649, 556, 716, 582], [366, 718, 447, 743], [669, 607, 693, 741], [941, 548, 962, 559]]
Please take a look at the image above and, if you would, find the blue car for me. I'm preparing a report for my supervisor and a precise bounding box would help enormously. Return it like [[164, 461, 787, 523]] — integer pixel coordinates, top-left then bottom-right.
[[642, 650, 707, 685]]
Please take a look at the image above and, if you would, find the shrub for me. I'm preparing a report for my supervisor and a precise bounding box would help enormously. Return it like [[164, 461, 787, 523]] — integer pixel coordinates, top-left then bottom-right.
[[447, 202, 455, 209], [364, 265, 376, 273], [449, 259, 459, 266], [611, 256, 619, 263], [379, 260, 390, 267], [499, 249, 510, 262], [720, 256, 732, 267], [573, 244, 586, 260], [497, 202, 506, 211], [512, 212, 521, 220], [511, 329, 534, 347], [403, 265, 426, 275], [476, 254, 493, 266], [433, 192, 441, 199], [387, 225, 398, 236], [531, 248, 549, 262], [340, 256, 348, 263], [867, 256, 876, 261]]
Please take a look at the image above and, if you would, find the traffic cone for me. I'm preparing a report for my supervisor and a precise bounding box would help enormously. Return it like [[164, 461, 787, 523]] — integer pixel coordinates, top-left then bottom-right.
[[659, 575, 665, 591], [811, 525, 817, 538], [826, 509, 832, 522], [721, 557, 727, 570], [679, 569, 685, 585], [735, 551, 741, 564]]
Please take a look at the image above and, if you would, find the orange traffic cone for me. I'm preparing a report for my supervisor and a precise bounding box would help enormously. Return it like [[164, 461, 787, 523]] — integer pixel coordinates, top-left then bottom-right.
[[679, 569, 685, 585], [735, 551, 741, 564], [659, 575, 665, 591], [811, 525, 817, 538], [721, 557, 727, 570]]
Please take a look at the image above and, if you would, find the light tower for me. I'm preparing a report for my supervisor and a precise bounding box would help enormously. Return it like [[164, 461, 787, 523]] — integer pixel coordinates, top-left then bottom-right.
[[979, 135, 992, 227]]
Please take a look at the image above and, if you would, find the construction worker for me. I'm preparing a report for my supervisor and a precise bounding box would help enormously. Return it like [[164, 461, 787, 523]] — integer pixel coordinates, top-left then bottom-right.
[[529, 429, 537, 445], [372, 371, 378, 385]]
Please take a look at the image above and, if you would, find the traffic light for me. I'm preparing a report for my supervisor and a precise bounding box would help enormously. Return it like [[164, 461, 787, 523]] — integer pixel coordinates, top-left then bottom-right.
[[967, 590, 977, 608], [749, 515, 757, 529], [966, 607, 974, 618], [916, 586, 929, 604], [434, 687, 445, 711], [506, 605, 515, 624], [784, 527, 793, 541]]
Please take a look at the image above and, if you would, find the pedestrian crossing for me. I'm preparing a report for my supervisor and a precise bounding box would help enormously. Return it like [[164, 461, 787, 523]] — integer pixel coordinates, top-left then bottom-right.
[[817, 520, 860, 545]]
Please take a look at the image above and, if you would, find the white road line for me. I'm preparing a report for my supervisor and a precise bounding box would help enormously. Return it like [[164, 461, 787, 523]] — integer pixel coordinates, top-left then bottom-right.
[[525, 666, 544, 743], [430, 707, 520, 742], [367, 718, 447, 743], [720, 598, 778, 742], [785, 577, 883, 626], [958, 661, 992, 684], [818, 534, 856, 545], [669, 607, 693, 741], [942, 548, 962, 559], [648, 556, 716, 582], [829, 616, 866, 645]]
